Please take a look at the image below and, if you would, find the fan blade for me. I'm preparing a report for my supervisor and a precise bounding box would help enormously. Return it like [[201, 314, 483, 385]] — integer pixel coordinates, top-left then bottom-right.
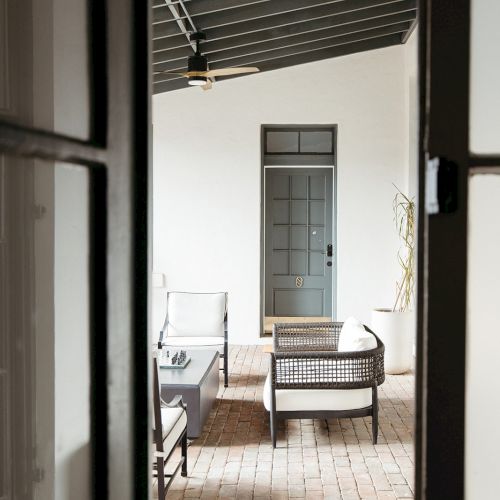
[[153, 70, 187, 76], [203, 67, 259, 78], [183, 71, 209, 77]]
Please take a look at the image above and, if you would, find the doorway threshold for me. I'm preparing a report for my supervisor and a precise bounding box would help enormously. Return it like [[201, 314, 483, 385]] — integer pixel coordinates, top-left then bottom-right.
[[263, 316, 332, 336]]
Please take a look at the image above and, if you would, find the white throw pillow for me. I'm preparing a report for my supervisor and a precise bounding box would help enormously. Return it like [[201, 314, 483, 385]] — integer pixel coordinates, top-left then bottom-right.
[[338, 316, 377, 352]]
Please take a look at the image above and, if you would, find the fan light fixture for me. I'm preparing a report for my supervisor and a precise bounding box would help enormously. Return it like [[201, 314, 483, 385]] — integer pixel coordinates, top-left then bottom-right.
[[154, 31, 260, 91], [188, 77, 208, 86], [187, 49, 208, 86]]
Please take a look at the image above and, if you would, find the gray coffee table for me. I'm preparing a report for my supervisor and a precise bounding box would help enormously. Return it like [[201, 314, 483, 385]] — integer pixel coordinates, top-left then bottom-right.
[[158, 349, 219, 438]]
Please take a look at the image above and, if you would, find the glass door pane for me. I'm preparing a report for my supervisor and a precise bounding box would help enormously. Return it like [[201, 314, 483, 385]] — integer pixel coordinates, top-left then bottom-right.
[[470, 0, 500, 154], [466, 175, 500, 498], [299, 131, 333, 153], [0, 155, 91, 500], [0, 0, 91, 140], [266, 131, 299, 153]]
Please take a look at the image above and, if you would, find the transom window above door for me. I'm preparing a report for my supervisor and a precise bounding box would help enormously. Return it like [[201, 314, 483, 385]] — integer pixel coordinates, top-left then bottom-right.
[[264, 127, 336, 166]]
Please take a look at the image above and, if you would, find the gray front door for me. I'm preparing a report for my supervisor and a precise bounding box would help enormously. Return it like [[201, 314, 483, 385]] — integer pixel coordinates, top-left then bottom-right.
[[265, 168, 334, 317]]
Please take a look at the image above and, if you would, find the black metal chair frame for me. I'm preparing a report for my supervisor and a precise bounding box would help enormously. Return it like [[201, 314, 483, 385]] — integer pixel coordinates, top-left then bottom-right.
[[269, 322, 385, 448], [158, 291, 229, 387], [152, 356, 188, 498]]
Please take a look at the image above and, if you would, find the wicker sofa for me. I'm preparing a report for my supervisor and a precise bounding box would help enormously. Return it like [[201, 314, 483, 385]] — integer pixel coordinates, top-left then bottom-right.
[[264, 322, 385, 447]]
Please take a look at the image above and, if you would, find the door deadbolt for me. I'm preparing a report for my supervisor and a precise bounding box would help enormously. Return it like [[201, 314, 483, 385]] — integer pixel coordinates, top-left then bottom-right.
[[327, 244, 333, 257]]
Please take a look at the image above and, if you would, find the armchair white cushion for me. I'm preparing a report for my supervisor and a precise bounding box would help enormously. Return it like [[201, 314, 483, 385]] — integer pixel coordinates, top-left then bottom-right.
[[163, 336, 224, 352], [160, 407, 188, 456], [166, 292, 226, 338]]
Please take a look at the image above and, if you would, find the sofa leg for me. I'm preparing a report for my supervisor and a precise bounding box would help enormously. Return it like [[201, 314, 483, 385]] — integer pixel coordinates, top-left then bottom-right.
[[372, 386, 379, 445], [181, 430, 188, 477], [270, 409, 277, 448], [223, 342, 228, 387], [270, 385, 278, 448]]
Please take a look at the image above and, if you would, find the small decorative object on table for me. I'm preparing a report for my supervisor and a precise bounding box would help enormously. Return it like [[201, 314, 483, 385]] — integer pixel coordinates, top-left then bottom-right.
[[158, 348, 191, 369]]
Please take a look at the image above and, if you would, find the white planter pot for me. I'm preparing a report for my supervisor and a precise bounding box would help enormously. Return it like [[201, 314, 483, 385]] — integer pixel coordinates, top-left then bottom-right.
[[371, 309, 414, 375]]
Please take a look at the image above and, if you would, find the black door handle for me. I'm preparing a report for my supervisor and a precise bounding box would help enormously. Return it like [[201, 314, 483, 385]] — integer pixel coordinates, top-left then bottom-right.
[[327, 244, 333, 257]]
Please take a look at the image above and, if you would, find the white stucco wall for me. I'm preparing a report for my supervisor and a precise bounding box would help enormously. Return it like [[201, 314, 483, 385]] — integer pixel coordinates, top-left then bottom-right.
[[153, 44, 411, 344], [404, 30, 418, 199]]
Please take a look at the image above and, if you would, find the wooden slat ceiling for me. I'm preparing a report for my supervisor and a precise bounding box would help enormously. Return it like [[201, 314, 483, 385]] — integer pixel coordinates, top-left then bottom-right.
[[153, 0, 417, 94]]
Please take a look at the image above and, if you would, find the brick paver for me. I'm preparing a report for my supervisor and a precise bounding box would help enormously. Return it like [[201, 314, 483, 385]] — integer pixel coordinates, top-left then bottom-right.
[[161, 345, 414, 499]]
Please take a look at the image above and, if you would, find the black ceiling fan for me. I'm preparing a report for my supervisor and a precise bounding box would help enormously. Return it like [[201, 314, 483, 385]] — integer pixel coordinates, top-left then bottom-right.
[[154, 31, 260, 90]]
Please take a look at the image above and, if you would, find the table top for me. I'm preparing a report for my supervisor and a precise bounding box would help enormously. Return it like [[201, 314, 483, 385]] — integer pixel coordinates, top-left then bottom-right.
[[158, 349, 219, 388]]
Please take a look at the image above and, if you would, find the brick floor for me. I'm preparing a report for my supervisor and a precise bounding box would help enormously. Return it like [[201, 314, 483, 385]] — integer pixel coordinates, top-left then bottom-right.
[[161, 345, 414, 499]]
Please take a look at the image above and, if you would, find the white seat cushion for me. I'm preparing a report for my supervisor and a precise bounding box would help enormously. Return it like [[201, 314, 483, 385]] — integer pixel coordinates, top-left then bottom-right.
[[163, 336, 223, 353], [167, 292, 226, 337], [159, 406, 187, 455], [263, 373, 372, 412], [338, 316, 377, 352]]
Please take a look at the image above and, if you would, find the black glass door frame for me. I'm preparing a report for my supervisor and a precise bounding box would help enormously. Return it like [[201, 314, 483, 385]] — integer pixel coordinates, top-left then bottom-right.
[[417, 1, 500, 498], [0, 0, 151, 498]]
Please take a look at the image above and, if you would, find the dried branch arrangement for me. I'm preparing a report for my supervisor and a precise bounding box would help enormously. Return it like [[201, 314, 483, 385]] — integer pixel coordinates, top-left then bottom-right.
[[392, 186, 416, 312]]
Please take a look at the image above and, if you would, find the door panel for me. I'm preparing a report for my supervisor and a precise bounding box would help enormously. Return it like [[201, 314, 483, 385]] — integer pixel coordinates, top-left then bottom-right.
[[273, 289, 324, 316], [265, 168, 333, 317], [415, 1, 500, 498], [0, 0, 151, 498]]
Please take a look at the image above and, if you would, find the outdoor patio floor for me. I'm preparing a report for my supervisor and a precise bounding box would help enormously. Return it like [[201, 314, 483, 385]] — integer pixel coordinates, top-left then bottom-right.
[[162, 345, 415, 499]]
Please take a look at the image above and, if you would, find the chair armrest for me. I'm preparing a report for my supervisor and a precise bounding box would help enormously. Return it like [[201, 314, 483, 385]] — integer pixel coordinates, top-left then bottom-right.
[[157, 330, 164, 349], [270, 345, 385, 390], [161, 394, 186, 410], [224, 310, 228, 343]]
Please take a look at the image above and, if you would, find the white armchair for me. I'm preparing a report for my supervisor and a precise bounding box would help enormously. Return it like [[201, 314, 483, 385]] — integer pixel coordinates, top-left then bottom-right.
[[159, 291, 229, 387], [152, 355, 188, 498]]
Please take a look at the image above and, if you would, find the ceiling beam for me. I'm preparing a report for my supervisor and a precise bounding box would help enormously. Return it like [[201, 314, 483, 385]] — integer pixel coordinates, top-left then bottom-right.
[[153, 0, 416, 51], [153, 33, 402, 94], [153, 0, 186, 6], [153, 0, 409, 40], [154, 28, 406, 83], [155, 0, 342, 32], [154, 21, 410, 78], [401, 16, 417, 43], [153, 11, 415, 69], [153, 8, 176, 23], [153, 0, 270, 24], [164, 0, 197, 52], [154, 9, 415, 62]]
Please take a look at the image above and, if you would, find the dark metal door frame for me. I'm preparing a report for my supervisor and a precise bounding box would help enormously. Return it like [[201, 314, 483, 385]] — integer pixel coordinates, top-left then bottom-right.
[[0, 0, 151, 498], [417, 1, 500, 498], [260, 124, 338, 335]]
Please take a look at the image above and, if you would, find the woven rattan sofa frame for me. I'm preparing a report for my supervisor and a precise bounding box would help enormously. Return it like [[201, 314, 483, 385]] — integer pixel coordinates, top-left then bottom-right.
[[269, 322, 385, 448]]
